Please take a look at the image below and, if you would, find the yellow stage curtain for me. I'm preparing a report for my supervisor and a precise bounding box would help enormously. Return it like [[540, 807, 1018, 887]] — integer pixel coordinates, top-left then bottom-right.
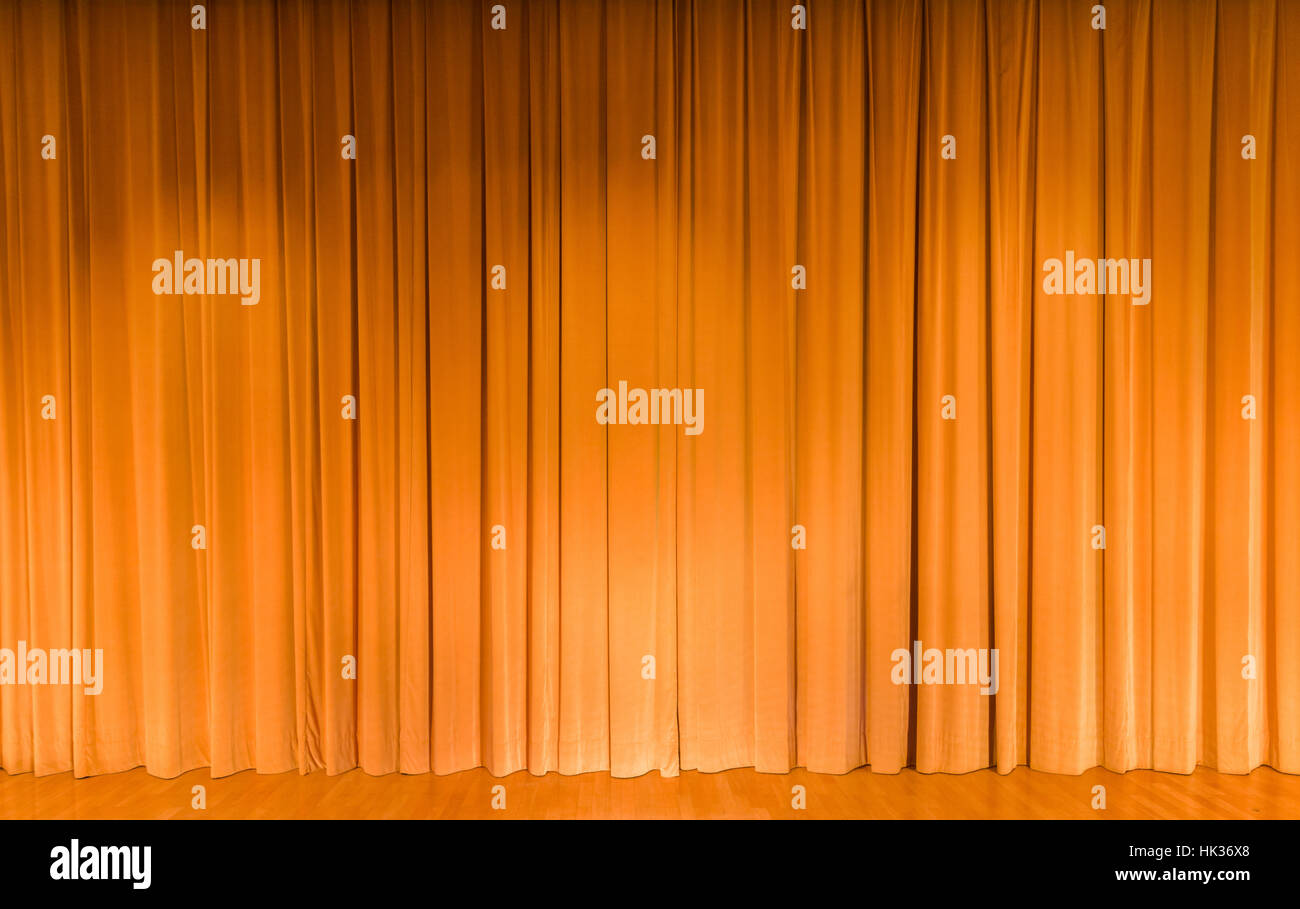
[[0, 0, 1297, 779]]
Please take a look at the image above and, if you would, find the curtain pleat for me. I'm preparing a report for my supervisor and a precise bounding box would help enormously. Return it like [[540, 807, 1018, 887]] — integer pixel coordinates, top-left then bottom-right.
[[863, 0, 922, 776], [0, 0, 1296, 780], [1274, 0, 1300, 773], [1030, 0, 1103, 774]]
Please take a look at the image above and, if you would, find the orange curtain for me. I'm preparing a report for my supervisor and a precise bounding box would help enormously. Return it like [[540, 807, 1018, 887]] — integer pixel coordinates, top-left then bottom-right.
[[0, 0, 1297, 780]]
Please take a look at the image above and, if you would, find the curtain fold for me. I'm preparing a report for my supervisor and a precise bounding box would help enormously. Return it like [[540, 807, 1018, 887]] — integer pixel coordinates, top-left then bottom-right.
[[0, 0, 1296, 780]]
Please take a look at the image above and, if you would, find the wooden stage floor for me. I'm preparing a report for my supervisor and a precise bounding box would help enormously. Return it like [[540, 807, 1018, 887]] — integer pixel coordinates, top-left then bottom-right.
[[2, 764, 1297, 819]]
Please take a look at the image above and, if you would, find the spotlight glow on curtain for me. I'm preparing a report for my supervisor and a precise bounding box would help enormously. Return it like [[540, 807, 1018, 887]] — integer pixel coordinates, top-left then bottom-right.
[[0, 0, 1297, 780]]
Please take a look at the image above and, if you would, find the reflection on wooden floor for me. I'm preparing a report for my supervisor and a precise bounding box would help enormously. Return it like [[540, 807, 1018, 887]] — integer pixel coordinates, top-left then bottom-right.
[[2, 763, 1296, 820]]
